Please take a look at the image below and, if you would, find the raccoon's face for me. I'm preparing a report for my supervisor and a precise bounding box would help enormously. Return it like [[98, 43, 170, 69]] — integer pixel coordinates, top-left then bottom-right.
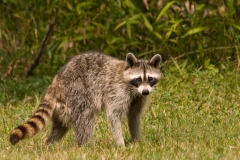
[[124, 53, 162, 96]]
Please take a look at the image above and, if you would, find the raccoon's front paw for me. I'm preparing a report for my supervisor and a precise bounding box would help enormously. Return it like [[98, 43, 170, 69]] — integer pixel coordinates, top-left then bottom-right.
[[115, 139, 125, 146]]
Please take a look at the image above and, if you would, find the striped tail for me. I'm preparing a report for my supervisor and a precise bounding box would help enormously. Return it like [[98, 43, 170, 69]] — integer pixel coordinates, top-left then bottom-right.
[[10, 100, 54, 145]]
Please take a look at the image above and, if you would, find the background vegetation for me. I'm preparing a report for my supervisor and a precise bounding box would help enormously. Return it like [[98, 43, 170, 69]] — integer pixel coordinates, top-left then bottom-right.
[[0, 0, 240, 159], [0, 0, 240, 78]]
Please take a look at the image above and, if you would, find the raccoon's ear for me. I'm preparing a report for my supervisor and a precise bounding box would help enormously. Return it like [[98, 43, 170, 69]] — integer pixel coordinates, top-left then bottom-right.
[[149, 54, 162, 68], [126, 53, 138, 67]]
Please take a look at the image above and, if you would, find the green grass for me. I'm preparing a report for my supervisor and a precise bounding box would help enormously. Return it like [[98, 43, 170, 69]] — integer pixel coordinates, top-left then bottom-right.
[[0, 64, 240, 160]]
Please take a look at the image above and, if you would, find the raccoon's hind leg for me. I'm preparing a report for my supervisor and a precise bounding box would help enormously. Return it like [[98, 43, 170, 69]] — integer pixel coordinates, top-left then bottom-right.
[[74, 110, 96, 146], [46, 117, 69, 144]]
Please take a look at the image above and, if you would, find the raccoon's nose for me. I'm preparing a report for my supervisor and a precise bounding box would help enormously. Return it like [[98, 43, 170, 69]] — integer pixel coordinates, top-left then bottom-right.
[[142, 89, 149, 95]]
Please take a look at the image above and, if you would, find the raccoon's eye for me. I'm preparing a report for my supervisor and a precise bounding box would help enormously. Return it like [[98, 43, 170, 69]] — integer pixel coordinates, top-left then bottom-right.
[[131, 77, 142, 87], [136, 77, 142, 83], [148, 77, 158, 87], [148, 77, 153, 82]]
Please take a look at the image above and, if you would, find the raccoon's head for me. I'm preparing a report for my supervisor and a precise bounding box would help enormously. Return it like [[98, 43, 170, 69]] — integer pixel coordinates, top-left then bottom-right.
[[124, 53, 162, 96]]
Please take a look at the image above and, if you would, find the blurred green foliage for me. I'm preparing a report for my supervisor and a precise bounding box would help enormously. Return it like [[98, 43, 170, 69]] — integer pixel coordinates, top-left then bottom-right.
[[0, 0, 240, 78]]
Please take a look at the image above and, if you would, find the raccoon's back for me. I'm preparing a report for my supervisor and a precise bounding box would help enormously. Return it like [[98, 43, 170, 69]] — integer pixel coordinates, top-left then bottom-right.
[[55, 51, 126, 87], [48, 51, 127, 112]]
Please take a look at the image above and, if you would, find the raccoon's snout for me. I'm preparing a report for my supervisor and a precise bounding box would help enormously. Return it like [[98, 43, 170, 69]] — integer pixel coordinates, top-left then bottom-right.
[[137, 85, 152, 96], [142, 89, 149, 95]]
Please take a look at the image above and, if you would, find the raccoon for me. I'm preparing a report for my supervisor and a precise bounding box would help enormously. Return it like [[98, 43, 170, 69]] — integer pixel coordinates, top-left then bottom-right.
[[10, 51, 162, 146]]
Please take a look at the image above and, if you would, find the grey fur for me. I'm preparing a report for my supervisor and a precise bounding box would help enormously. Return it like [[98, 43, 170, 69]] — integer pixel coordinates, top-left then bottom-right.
[[10, 51, 161, 146]]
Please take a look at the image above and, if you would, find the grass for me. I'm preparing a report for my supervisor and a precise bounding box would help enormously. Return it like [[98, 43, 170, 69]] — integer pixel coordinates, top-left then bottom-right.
[[0, 63, 240, 160]]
